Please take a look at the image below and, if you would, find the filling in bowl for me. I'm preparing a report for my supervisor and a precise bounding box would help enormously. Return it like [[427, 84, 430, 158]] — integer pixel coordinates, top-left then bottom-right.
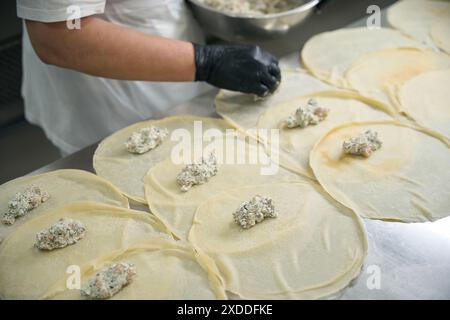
[[197, 0, 303, 16]]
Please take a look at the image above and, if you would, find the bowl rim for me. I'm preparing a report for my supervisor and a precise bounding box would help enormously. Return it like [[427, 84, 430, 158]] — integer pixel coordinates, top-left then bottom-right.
[[187, 0, 321, 19]]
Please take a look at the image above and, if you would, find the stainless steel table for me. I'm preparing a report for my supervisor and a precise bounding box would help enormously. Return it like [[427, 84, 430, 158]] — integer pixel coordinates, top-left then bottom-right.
[[30, 2, 450, 299]]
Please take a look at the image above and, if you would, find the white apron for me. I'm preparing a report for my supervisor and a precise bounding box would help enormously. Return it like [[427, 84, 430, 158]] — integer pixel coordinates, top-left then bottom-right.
[[20, 0, 211, 154]]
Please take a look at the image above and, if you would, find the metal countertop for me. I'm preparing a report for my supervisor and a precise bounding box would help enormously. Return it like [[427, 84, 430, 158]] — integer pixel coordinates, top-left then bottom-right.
[[30, 2, 450, 299]]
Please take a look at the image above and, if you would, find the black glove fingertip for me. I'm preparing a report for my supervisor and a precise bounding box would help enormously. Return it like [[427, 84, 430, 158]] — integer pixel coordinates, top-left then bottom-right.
[[255, 84, 270, 97], [271, 77, 281, 93], [269, 63, 282, 82]]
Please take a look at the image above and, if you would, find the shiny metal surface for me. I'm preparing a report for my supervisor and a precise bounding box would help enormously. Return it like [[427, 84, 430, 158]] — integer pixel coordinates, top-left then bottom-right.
[[29, 4, 450, 299], [187, 0, 320, 41], [343, 218, 450, 299]]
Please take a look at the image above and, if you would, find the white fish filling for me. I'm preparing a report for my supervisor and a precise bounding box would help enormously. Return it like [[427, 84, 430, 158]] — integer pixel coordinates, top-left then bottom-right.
[[3, 185, 50, 225], [199, 0, 299, 16], [283, 99, 329, 129], [125, 126, 168, 154], [176, 153, 218, 192], [343, 130, 382, 158], [81, 263, 136, 299], [35, 218, 86, 251], [233, 195, 277, 229]]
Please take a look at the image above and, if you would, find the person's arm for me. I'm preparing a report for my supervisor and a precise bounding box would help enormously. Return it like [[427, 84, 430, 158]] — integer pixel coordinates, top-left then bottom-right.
[[26, 16, 196, 81], [26, 16, 281, 96]]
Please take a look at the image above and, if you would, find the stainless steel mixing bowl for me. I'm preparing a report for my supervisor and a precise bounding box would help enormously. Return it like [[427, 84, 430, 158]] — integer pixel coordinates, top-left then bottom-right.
[[187, 0, 321, 42]]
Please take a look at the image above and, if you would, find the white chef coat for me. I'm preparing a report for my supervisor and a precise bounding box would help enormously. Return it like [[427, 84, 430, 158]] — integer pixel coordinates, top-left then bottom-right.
[[17, 0, 211, 155]]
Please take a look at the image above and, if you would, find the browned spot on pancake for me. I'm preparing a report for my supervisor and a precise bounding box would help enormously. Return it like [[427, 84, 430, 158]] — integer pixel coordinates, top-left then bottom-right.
[[318, 148, 366, 170]]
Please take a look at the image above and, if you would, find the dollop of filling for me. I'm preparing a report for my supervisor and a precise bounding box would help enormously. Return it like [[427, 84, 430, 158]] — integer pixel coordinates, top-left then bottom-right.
[[176, 153, 218, 192], [233, 195, 277, 229], [81, 263, 136, 299], [283, 99, 329, 129], [3, 185, 50, 225], [125, 126, 168, 154], [343, 129, 382, 158], [35, 218, 86, 251]]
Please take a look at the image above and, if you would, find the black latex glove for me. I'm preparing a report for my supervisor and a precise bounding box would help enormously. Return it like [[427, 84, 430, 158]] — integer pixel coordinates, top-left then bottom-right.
[[193, 44, 281, 97]]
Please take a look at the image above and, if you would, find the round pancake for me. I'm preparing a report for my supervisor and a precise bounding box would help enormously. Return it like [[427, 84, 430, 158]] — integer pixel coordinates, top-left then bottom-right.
[[189, 182, 368, 299], [310, 120, 450, 222]]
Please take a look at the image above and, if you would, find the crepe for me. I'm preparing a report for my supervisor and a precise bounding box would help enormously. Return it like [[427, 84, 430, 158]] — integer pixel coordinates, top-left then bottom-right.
[[0, 202, 171, 299], [310, 120, 450, 222], [256, 91, 395, 178], [388, 0, 450, 48], [397, 69, 450, 140], [301, 27, 424, 88], [43, 238, 226, 300], [345, 48, 450, 110], [0, 169, 129, 240], [215, 69, 330, 135], [431, 18, 450, 54], [189, 182, 368, 299], [144, 134, 305, 240], [93, 115, 232, 203]]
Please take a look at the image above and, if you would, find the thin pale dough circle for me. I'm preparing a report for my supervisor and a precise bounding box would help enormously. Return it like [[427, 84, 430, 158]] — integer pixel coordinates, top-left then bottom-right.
[[0, 169, 129, 239], [345, 48, 450, 110], [44, 238, 227, 300], [388, 0, 450, 48], [301, 27, 424, 88], [310, 121, 450, 222], [189, 182, 368, 299], [215, 69, 330, 135], [144, 136, 305, 240], [93, 115, 232, 203], [0, 202, 170, 299], [431, 18, 450, 54], [257, 91, 395, 178], [398, 69, 450, 140]]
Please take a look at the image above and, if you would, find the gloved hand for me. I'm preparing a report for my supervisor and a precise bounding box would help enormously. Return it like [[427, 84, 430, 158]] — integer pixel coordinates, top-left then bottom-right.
[[193, 44, 281, 97]]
